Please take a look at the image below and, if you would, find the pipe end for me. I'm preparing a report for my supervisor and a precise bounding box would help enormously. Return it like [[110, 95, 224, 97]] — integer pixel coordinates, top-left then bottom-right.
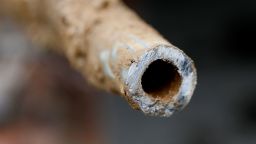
[[124, 45, 197, 117]]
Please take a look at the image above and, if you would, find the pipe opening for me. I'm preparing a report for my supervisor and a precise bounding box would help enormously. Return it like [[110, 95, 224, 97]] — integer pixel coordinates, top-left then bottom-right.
[[141, 59, 182, 99]]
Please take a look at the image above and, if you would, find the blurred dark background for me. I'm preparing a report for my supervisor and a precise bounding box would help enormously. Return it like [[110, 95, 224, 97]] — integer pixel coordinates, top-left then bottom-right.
[[0, 0, 256, 144]]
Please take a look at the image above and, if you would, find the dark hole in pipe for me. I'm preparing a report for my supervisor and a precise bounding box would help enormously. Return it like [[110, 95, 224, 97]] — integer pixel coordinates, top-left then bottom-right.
[[141, 59, 181, 99]]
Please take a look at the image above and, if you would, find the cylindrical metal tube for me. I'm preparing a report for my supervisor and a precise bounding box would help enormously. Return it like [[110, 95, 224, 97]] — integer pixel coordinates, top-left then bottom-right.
[[1, 0, 197, 117]]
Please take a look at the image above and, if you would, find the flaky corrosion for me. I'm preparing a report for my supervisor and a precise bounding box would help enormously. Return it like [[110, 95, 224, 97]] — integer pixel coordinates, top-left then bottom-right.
[[1, 0, 197, 117]]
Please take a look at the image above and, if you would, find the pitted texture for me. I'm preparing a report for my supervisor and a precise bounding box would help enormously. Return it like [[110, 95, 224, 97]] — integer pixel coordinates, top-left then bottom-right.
[[1, 0, 197, 117]]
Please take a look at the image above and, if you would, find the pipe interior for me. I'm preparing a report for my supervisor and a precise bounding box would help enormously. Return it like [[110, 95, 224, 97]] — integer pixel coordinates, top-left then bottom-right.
[[141, 59, 182, 99]]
